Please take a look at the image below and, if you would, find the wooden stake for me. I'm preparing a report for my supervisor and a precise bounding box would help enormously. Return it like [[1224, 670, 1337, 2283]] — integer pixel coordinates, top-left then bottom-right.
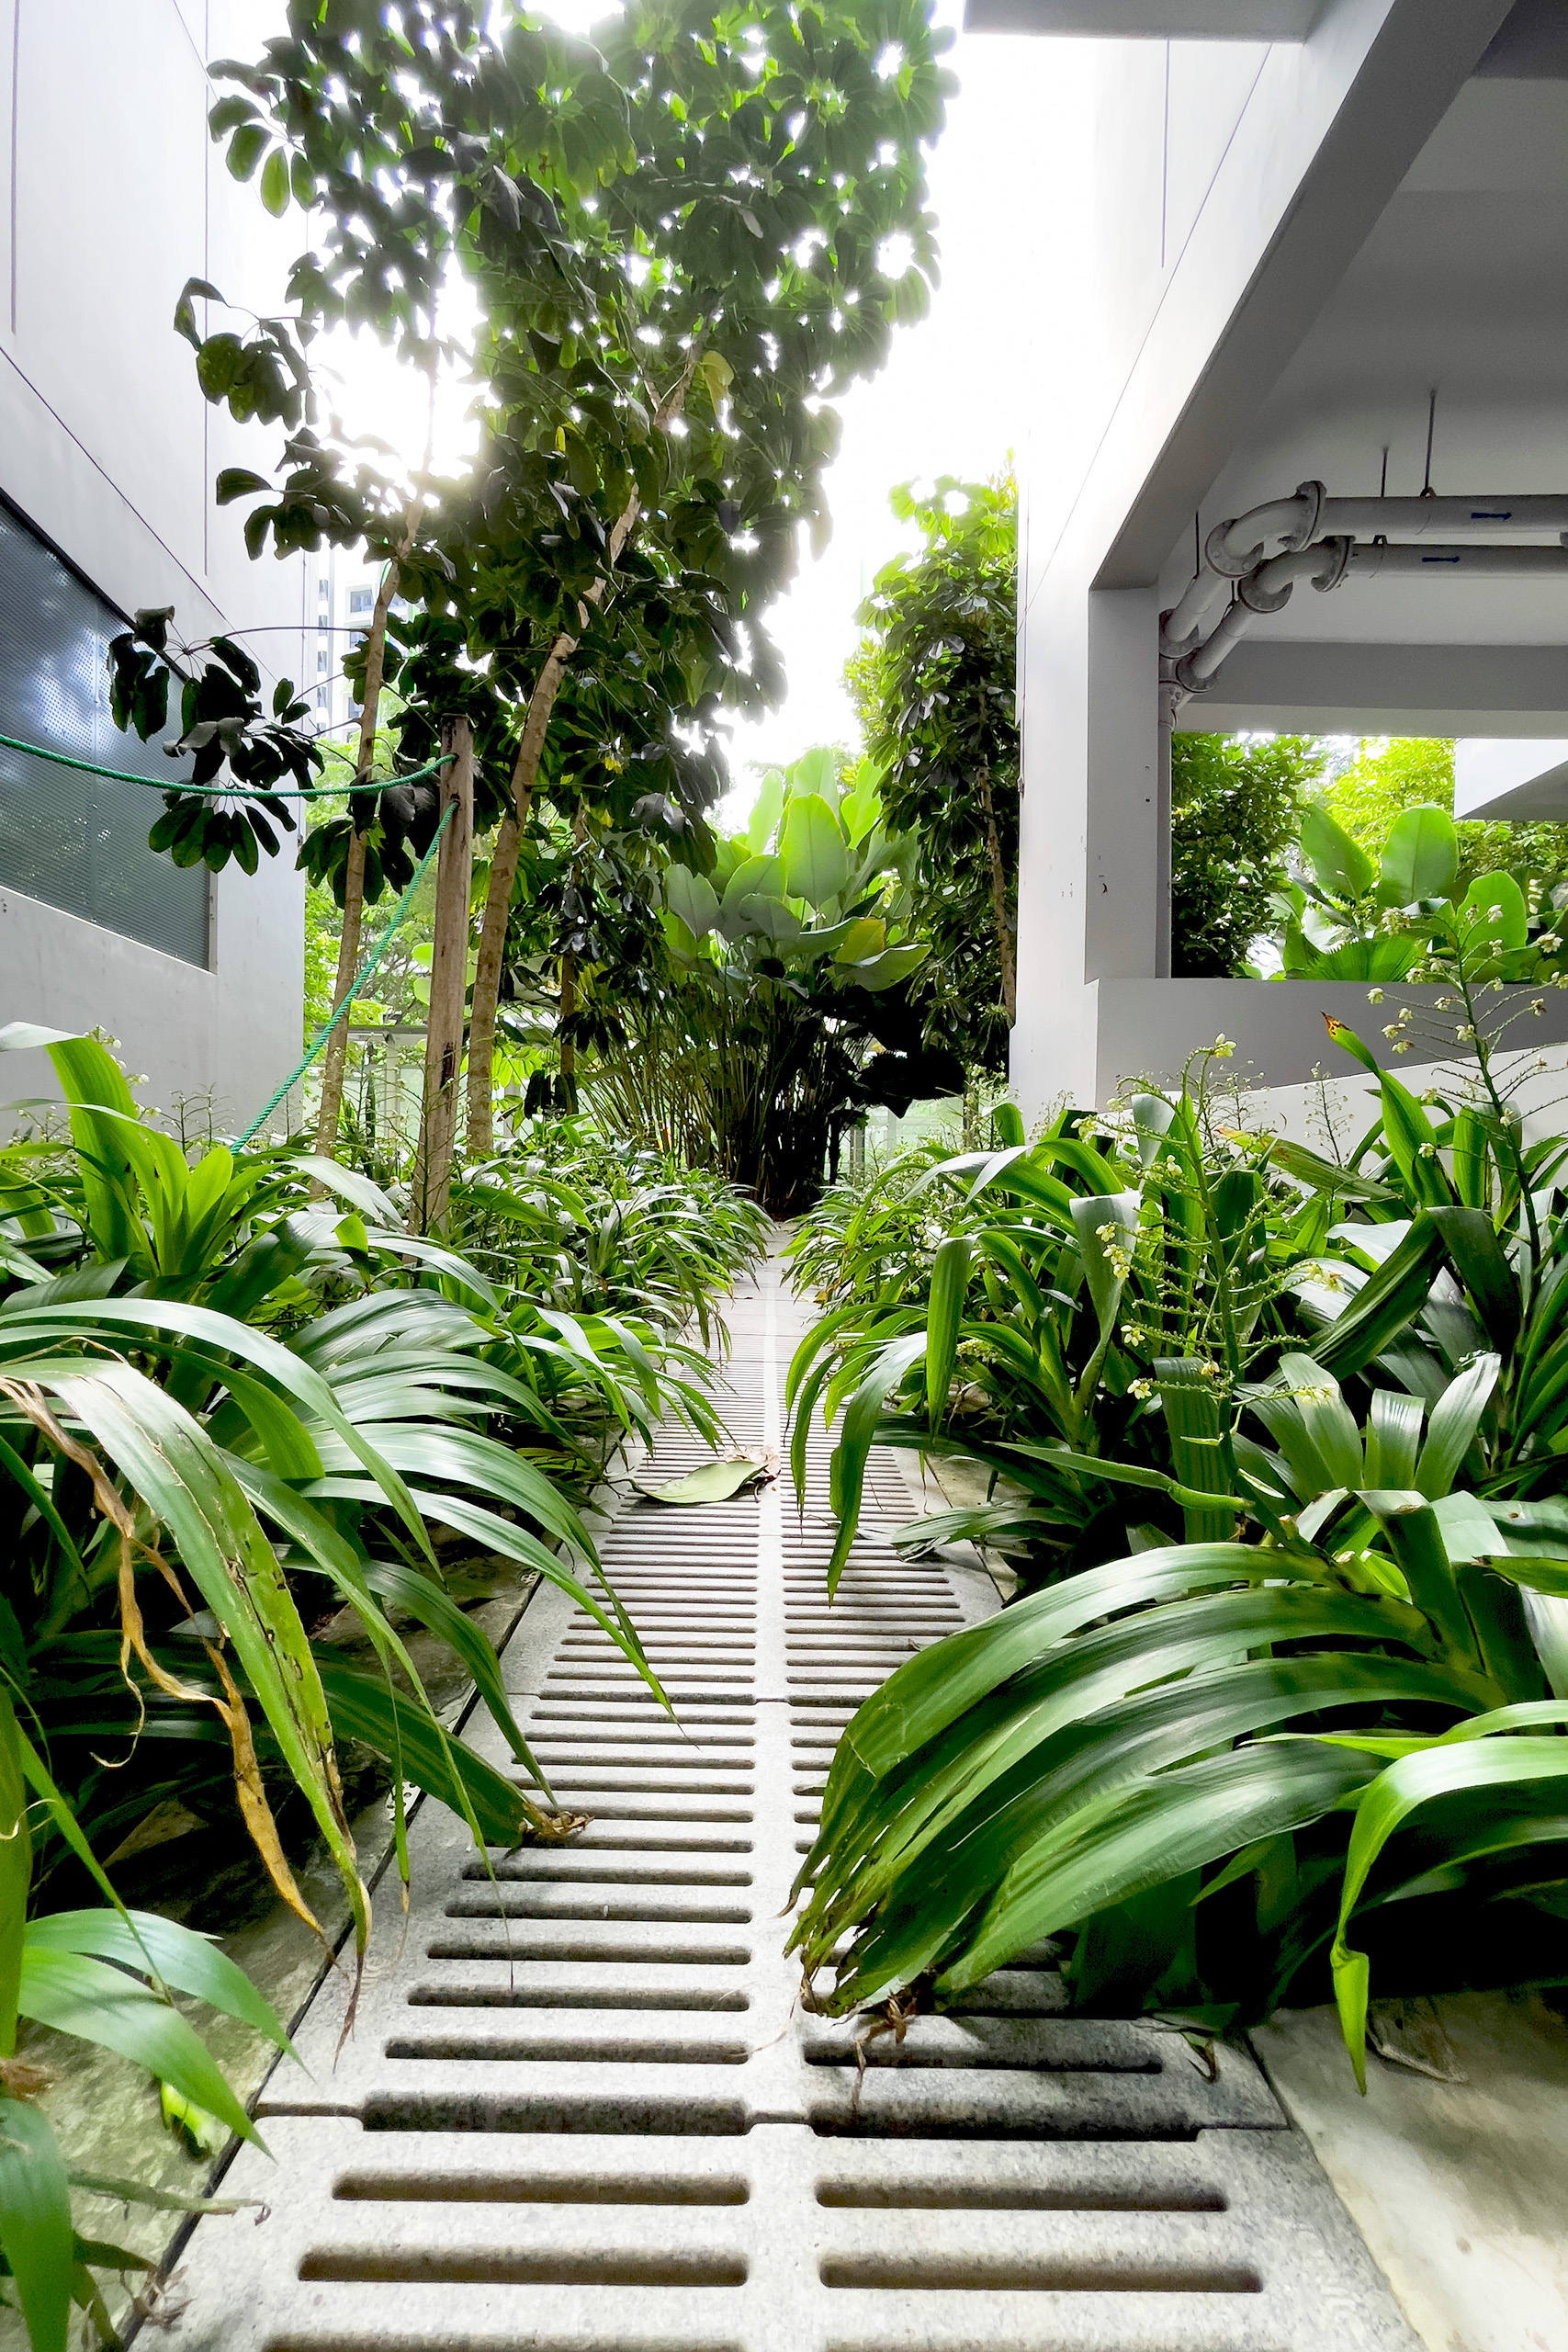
[[409, 715, 474, 1232]]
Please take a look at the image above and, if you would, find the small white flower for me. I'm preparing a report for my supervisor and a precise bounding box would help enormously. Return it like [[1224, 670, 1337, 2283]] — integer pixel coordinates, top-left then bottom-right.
[[1418, 1142, 1438, 1159], [1367, 989, 1384, 1004], [1382, 1023, 1401, 1040]]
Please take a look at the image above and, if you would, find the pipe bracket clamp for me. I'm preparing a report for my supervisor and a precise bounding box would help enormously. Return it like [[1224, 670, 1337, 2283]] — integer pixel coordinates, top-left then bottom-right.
[[1285, 480, 1325, 551], [1203, 519, 1258, 579], [1239, 571, 1294, 616], [1310, 534, 1354, 593]]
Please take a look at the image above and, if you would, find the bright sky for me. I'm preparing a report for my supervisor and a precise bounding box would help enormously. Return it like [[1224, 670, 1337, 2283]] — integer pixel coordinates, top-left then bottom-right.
[[317, 6, 1058, 827]]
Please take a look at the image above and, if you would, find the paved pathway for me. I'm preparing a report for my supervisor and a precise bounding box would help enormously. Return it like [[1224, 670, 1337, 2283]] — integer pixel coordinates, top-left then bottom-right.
[[161, 1250, 1419, 2352]]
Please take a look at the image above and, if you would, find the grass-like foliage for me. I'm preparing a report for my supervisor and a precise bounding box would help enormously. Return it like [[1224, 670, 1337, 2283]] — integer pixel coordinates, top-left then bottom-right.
[[788, 1023, 1568, 2076], [0, 1023, 761, 2349]]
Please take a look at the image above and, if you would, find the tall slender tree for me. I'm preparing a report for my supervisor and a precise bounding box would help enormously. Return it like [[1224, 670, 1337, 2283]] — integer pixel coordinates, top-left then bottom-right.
[[189, 0, 955, 1155]]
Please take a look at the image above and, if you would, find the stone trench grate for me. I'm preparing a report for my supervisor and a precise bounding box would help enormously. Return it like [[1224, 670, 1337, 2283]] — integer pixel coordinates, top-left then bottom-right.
[[157, 1254, 1420, 2352]]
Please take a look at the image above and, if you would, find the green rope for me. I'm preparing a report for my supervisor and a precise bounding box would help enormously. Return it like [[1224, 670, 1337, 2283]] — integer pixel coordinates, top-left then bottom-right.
[[234, 797, 454, 1148], [0, 731, 453, 801]]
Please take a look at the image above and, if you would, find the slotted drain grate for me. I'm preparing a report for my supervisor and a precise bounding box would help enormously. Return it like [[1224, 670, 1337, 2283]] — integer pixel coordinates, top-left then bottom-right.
[[159, 1259, 1419, 2352]]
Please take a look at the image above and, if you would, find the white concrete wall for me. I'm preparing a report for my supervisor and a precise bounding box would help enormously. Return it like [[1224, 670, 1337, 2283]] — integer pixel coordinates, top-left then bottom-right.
[[0, 0, 308, 1131]]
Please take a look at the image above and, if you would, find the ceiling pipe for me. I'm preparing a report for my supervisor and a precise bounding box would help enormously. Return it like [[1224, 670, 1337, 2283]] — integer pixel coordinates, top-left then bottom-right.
[[1172, 536, 1568, 694], [1162, 481, 1568, 656]]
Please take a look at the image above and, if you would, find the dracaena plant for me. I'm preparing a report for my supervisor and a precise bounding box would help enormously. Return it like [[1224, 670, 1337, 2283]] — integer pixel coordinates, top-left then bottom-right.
[[789, 1024, 1568, 2074], [0, 1026, 670, 1935], [788, 1046, 1299, 1594], [2, 1683, 299, 2352]]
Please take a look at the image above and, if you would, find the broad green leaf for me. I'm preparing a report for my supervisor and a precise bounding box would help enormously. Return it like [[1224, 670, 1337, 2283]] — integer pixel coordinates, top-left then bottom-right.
[[17, 1951, 255, 2145], [1363, 1388, 1423, 1487], [943, 1741, 1377, 1995], [1429, 1204, 1519, 1357], [1300, 803, 1375, 899], [831, 917, 886, 965], [633, 1456, 770, 1504], [924, 1235, 972, 1433], [663, 865, 720, 939], [745, 769, 785, 852], [826, 1335, 929, 1593], [1377, 805, 1457, 904], [1314, 1217, 1442, 1376], [1274, 1352, 1364, 1492], [259, 146, 290, 218], [1415, 1351, 1499, 1498], [839, 1542, 1329, 1787], [360, 1561, 549, 1791], [1458, 870, 1527, 960], [314, 1663, 532, 1845], [0, 2098, 73, 2352], [1069, 1193, 1138, 1340], [1154, 1360, 1235, 1541], [24, 1913, 290, 2054], [786, 746, 840, 804], [1332, 1730, 1568, 2086], [777, 793, 850, 910], [1378, 1073, 1450, 1207], [840, 942, 929, 990], [721, 854, 784, 909]]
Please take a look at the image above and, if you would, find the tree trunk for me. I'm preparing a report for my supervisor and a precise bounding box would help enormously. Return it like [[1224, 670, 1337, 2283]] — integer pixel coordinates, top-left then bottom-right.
[[408, 716, 475, 1233], [976, 763, 1016, 1027], [314, 826, 368, 1157], [463, 345, 707, 1156], [557, 948, 578, 1114], [314, 365, 437, 1160], [313, 567, 398, 1159]]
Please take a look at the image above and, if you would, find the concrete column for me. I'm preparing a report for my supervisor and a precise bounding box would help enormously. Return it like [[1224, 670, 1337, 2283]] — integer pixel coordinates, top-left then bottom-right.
[[1085, 587, 1163, 983]]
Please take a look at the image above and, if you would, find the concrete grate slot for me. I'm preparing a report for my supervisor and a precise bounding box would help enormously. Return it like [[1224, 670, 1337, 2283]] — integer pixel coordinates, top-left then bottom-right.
[[359, 2095, 753, 2133], [300, 2250, 751, 2287], [333, 2168, 751, 2204], [159, 1258, 1425, 2352]]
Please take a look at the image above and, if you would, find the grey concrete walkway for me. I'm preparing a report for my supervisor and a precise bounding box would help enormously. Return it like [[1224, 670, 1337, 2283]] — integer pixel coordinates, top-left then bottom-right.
[[155, 1250, 1418, 2351]]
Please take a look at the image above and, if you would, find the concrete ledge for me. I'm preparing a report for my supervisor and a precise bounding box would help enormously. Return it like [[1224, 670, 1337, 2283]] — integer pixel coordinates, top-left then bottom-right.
[[1073, 977, 1568, 1104], [1253, 1994, 1568, 2352]]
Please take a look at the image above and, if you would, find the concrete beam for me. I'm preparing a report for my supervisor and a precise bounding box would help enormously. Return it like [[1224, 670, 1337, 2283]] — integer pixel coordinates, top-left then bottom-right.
[[1454, 738, 1568, 820], [1090, 976, 1568, 1101], [1095, 0, 1515, 589], [1178, 639, 1568, 734], [964, 2, 1322, 32]]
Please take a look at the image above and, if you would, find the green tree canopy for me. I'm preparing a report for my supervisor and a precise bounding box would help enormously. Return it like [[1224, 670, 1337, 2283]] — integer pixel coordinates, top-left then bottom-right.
[[1171, 732, 1321, 978], [1320, 736, 1568, 897], [847, 474, 1018, 1073]]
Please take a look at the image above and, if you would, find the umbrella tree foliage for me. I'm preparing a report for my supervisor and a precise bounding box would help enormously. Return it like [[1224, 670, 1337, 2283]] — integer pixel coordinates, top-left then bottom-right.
[[122, 0, 957, 1199], [787, 992, 1568, 2069], [848, 476, 1019, 1071]]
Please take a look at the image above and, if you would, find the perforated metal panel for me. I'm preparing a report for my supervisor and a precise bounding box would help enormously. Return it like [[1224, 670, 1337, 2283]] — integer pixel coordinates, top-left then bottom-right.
[[157, 1254, 1420, 2352], [0, 501, 208, 964]]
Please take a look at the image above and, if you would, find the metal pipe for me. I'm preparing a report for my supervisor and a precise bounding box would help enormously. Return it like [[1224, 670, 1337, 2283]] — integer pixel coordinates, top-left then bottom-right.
[[1208, 489, 1568, 571], [1346, 540, 1568, 578], [1177, 596, 1257, 687], [1175, 536, 1568, 691], [1162, 486, 1568, 657]]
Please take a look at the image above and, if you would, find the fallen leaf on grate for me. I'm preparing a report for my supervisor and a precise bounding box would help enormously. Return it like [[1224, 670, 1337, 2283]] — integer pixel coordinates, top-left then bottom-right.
[[633, 1453, 774, 1504]]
